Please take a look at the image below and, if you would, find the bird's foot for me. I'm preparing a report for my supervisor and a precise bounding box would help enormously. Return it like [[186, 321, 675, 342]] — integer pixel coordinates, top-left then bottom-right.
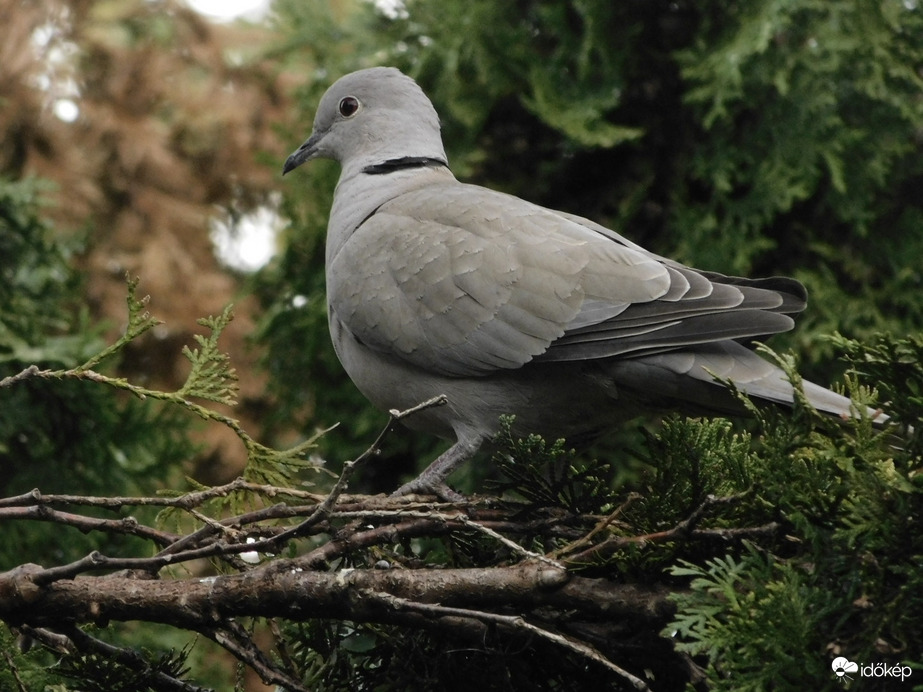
[[392, 476, 465, 502], [390, 438, 481, 501]]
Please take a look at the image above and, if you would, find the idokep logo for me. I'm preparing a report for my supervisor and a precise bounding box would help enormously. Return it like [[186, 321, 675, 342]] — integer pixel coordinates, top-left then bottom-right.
[[832, 658, 859, 682], [831, 657, 913, 685]]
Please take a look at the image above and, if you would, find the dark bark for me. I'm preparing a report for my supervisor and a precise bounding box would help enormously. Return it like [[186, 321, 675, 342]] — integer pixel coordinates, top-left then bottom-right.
[[0, 560, 672, 631]]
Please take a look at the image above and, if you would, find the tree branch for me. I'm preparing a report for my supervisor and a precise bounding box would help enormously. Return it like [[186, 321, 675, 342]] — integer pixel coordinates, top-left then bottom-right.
[[367, 590, 653, 691], [198, 621, 308, 692], [0, 559, 671, 629]]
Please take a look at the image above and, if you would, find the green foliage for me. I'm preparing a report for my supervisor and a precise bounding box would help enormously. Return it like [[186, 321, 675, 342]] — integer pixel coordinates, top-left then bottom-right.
[[0, 180, 194, 567], [0, 177, 99, 365], [176, 307, 239, 406], [830, 332, 923, 450], [0, 625, 62, 691], [668, 546, 840, 691], [637, 417, 753, 528], [657, 336, 923, 691], [55, 642, 193, 692], [69, 275, 162, 375], [20, 275, 325, 495], [0, 178, 270, 690], [491, 415, 620, 515], [673, 0, 923, 355]]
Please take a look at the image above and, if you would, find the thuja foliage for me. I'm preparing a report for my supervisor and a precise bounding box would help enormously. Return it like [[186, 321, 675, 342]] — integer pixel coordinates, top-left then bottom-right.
[[0, 179, 193, 565], [55, 642, 193, 692], [489, 415, 620, 514], [0, 178, 292, 690], [831, 332, 923, 452], [650, 341, 922, 691], [275, 618, 664, 692], [0, 185, 162, 688]]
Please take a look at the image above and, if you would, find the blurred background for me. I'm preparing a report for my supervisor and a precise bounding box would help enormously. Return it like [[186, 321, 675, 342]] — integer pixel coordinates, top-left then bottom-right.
[[1, 0, 921, 688]]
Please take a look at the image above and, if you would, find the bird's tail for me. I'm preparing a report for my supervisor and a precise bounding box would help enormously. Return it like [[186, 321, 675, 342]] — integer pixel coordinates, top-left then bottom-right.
[[611, 341, 885, 422]]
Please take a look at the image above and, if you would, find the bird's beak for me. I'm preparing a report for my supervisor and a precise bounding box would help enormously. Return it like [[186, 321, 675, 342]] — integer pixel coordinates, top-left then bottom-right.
[[282, 132, 321, 175]]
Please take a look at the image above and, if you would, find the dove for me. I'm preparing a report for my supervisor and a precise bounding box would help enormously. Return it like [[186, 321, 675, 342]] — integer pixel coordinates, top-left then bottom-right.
[[283, 66, 860, 500]]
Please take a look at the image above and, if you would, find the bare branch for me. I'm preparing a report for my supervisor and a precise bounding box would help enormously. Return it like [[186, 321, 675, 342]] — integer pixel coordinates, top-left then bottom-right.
[[549, 492, 641, 560], [17, 625, 75, 654], [199, 621, 308, 692], [0, 561, 671, 631], [0, 435, 758, 691], [561, 493, 760, 564], [367, 590, 653, 691], [0, 504, 179, 546], [1, 646, 30, 692], [271, 395, 449, 543], [0, 365, 41, 389]]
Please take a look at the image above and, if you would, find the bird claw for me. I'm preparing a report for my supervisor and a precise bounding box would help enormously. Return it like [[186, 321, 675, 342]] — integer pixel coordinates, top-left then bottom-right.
[[392, 477, 465, 502]]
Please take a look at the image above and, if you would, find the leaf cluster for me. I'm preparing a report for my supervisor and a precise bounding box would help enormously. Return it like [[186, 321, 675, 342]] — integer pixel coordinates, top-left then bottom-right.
[[0, 178, 96, 365], [55, 643, 192, 692], [658, 338, 922, 691], [490, 415, 620, 515], [0, 180, 194, 567]]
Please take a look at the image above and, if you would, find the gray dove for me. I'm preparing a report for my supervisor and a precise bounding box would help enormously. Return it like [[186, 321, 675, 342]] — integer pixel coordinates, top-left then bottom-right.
[[283, 66, 859, 499]]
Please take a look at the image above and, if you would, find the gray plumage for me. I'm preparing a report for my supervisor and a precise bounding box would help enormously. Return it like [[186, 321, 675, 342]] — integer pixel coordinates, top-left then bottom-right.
[[283, 67, 858, 499]]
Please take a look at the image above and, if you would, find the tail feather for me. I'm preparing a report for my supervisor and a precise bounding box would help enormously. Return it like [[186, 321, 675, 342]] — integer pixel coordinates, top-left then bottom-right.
[[615, 341, 884, 421]]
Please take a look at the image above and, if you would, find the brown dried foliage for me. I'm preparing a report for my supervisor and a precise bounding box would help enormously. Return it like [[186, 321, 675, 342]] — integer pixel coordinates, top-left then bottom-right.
[[1, 0, 298, 479]]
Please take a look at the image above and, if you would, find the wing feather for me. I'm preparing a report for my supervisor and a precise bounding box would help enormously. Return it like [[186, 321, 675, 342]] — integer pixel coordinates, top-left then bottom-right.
[[329, 181, 805, 377]]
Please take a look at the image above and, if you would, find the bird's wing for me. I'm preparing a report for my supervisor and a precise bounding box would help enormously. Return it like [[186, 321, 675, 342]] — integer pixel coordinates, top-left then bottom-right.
[[329, 181, 803, 377]]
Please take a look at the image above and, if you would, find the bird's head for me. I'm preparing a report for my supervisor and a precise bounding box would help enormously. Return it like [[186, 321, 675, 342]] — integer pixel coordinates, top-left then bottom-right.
[[282, 67, 447, 176]]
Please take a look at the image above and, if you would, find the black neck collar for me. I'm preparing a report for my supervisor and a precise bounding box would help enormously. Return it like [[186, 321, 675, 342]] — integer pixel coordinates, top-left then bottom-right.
[[362, 156, 448, 175]]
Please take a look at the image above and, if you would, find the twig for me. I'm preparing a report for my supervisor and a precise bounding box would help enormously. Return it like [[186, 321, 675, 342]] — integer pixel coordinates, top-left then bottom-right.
[[268, 619, 301, 681], [199, 622, 309, 692], [270, 396, 448, 545], [456, 514, 564, 567], [16, 625, 75, 654], [311, 507, 563, 565], [2, 646, 29, 692], [0, 505, 180, 547], [0, 479, 325, 511], [368, 590, 651, 691], [29, 538, 274, 584], [0, 365, 41, 389], [293, 516, 458, 568], [562, 493, 753, 564], [549, 492, 641, 560]]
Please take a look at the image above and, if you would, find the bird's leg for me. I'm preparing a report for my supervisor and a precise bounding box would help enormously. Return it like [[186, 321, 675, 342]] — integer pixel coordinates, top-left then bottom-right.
[[392, 436, 482, 501]]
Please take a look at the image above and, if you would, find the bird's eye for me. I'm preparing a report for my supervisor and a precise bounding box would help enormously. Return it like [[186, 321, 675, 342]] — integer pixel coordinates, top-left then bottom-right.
[[338, 96, 360, 118]]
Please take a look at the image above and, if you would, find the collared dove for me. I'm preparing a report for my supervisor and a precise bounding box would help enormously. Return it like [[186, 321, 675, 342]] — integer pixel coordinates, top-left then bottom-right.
[[283, 66, 859, 499]]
